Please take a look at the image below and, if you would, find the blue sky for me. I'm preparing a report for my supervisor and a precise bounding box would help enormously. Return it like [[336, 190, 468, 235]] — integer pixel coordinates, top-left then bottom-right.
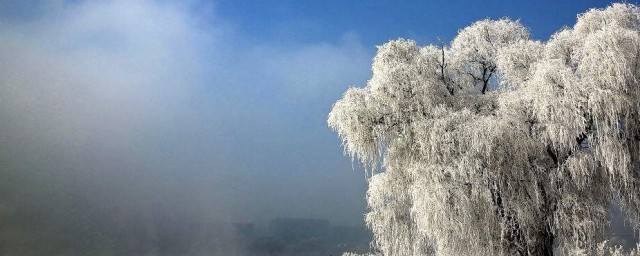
[[213, 0, 633, 45], [0, 0, 634, 228]]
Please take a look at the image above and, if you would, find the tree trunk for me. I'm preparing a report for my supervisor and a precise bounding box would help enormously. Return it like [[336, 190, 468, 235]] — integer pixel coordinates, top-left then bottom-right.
[[528, 229, 554, 256]]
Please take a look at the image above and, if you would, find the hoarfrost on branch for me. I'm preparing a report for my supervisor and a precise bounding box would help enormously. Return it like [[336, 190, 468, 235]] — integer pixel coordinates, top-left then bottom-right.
[[329, 3, 640, 255]]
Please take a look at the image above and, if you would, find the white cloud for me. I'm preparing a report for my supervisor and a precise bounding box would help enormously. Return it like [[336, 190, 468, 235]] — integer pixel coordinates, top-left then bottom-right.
[[254, 32, 371, 100], [0, 0, 370, 225], [0, 0, 213, 147]]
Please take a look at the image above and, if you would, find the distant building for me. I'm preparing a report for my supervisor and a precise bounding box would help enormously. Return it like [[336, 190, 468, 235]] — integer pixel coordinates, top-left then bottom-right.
[[269, 218, 330, 242], [233, 222, 256, 238]]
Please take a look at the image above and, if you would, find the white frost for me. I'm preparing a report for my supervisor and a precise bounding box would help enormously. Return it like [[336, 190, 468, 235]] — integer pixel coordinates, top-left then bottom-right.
[[330, 3, 640, 255]]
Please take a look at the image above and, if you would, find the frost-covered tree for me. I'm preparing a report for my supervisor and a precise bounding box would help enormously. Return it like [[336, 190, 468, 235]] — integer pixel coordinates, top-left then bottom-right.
[[329, 3, 640, 255]]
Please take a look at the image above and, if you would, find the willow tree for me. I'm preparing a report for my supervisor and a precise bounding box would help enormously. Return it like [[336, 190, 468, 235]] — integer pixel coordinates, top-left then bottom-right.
[[329, 4, 640, 255]]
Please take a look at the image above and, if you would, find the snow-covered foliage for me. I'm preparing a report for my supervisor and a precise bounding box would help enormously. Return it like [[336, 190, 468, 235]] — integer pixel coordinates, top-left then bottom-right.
[[329, 3, 640, 255]]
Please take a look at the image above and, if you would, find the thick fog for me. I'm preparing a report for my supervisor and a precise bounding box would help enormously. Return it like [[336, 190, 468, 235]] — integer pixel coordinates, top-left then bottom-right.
[[0, 0, 371, 254]]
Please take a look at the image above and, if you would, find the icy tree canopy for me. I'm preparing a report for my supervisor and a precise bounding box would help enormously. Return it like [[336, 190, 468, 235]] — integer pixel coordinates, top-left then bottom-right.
[[329, 3, 640, 255]]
